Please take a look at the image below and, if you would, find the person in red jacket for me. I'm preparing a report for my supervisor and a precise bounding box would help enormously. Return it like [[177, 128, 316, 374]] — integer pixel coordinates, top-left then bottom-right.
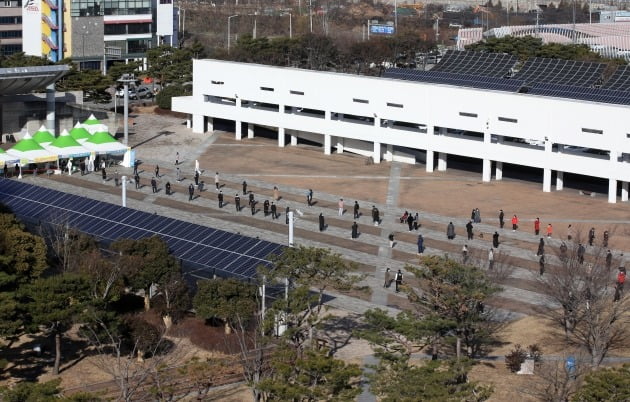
[[534, 217, 540, 235], [511, 215, 519, 232]]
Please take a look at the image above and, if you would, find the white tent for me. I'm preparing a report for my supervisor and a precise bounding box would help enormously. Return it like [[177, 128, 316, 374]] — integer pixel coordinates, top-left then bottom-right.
[[7, 133, 57, 164], [81, 114, 109, 134], [44, 129, 91, 158], [81, 131, 128, 155]]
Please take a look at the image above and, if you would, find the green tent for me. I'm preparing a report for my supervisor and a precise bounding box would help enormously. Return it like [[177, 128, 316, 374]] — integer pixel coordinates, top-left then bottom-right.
[[70, 122, 91, 143], [46, 129, 90, 158], [83, 131, 128, 155], [82, 114, 101, 125], [87, 131, 117, 144], [32, 125, 55, 145], [7, 133, 57, 162]]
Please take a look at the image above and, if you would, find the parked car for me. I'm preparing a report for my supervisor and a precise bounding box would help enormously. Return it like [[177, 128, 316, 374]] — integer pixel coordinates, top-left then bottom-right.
[[116, 87, 137, 98], [135, 87, 153, 99]]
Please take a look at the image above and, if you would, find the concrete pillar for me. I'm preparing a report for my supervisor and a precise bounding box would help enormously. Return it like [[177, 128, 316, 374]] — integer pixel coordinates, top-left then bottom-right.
[[495, 161, 503, 181], [46, 83, 55, 135], [609, 179, 617, 203], [336, 137, 344, 154], [324, 134, 331, 155], [290, 134, 297, 146], [556, 171, 564, 191], [384, 144, 393, 161], [622, 182, 628, 202], [278, 127, 285, 147], [543, 168, 552, 192], [426, 150, 434, 172], [235, 120, 241, 140], [247, 123, 254, 139], [373, 141, 381, 164], [192, 114, 206, 133], [482, 159, 491, 182], [207, 117, 214, 132], [437, 152, 447, 171], [186, 116, 191, 129]]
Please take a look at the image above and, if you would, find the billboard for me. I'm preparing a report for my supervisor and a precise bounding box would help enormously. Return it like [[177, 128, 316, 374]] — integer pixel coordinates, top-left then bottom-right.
[[370, 24, 395, 35]]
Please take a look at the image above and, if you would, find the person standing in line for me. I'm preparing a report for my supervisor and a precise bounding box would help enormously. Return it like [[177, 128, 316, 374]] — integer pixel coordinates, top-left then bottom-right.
[[388, 233, 395, 248], [165, 182, 171, 195], [194, 170, 200, 186], [250, 197, 256, 215], [537, 238, 545, 256], [218, 190, 224, 208], [493, 231, 500, 248], [271, 202, 277, 219], [466, 220, 474, 240], [374, 207, 380, 226], [351, 221, 358, 239], [242, 181, 248, 195], [101, 167, 107, 183], [114, 170, 119, 187], [188, 183, 194, 201], [606, 250, 613, 269], [406, 214, 414, 232], [413, 213, 419, 231], [133, 161, 138, 176], [578, 244, 586, 264], [263, 200, 270, 217], [198, 181, 205, 192], [273, 186, 279, 201], [195, 159, 200, 174], [176, 167, 181, 182], [214, 172, 220, 190], [100, 159, 106, 170], [511, 215, 519, 232], [499, 209, 505, 229], [155, 165, 160, 178], [338, 198, 344, 216], [534, 217, 540, 236], [80, 160, 85, 175], [560, 242, 568, 261], [546, 224, 553, 238], [603, 230, 609, 248], [308, 189, 313, 206], [384, 268, 391, 288], [175, 151, 179, 166], [353, 201, 360, 219], [285, 206, 290, 224], [447, 222, 455, 240], [488, 248, 494, 270], [462, 244, 469, 264], [417, 234, 424, 254], [471, 209, 476, 221], [235, 194, 241, 212], [539, 254, 546, 276], [394, 269, 403, 293], [474, 208, 481, 223], [614, 268, 626, 302], [306, 189, 311, 206], [588, 227, 596, 246], [151, 177, 157, 193], [134, 173, 140, 189], [319, 213, 325, 231]]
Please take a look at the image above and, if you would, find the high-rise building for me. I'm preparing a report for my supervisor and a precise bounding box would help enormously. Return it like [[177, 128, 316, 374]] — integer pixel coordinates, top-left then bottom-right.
[[22, 0, 63, 62], [0, 0, 23, 57]]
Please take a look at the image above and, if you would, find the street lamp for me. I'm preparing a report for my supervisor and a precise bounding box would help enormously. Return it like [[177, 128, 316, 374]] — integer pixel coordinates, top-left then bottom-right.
[[227, 14, 238, 54], [117, 73, 136, 146]]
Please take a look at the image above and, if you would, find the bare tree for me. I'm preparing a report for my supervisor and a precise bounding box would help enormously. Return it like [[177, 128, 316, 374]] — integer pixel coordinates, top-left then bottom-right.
[[523, 353, 590, 402]]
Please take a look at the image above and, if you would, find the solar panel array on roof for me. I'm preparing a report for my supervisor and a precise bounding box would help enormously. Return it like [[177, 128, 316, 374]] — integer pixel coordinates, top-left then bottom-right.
[[512, 57, 606, 87], [383, 68, 525, 92], [430, 50, 518, 78], [525, 82, 630, 106], [0, 178, 284, 280], [601, 65, 630, 91]]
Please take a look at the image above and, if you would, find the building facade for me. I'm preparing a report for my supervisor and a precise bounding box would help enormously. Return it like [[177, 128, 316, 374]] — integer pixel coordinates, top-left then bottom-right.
[[173, 59, 630, 203], [0, 0, 22, 57], [22, 0, 63, 62]]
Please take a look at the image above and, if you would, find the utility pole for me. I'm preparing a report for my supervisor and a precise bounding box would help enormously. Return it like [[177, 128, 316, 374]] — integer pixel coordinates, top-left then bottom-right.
[[309, 0, 313, 33]]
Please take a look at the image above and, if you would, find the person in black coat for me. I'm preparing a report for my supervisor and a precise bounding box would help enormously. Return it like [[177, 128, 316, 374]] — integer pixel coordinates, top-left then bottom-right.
[[188, 183, 194, 201], [406, 214, 414, 231], [285, 206, 290, 224], [351, 221, 358, 239], [248, 192, 255, 206], [194, 171, 200, 185], [263, 200, 270, 217], [101, 167, 106, 182], [235, 194, 240, 211], [271, 202, 277, 219], [499, 209, 505, 229], [250, 198, 256, 215], [353, 201, 360, 219], [151, 177, 157, 193], [242, 181, 247, 195], [493, 231, 500, 248], [466, 221, 474, 240], [218, 191, 224, 208], [165, 182, 171, 195], [319, 213, 325, 231], [537, 238, 545, 256]]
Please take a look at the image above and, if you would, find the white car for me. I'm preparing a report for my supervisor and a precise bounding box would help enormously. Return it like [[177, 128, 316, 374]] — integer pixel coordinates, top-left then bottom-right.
[[116, 87, 137, 98]]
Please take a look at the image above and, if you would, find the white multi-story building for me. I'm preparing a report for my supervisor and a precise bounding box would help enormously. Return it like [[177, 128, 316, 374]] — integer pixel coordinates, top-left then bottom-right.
[[173, 59, 630, 203]]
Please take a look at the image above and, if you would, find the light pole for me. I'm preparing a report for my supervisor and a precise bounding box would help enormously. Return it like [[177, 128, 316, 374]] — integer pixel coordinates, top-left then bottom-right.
[[288, 13, 292, 38], [227, 14, 238, 54], [117, 74, 135, 146], [394, 0, 398, 32]]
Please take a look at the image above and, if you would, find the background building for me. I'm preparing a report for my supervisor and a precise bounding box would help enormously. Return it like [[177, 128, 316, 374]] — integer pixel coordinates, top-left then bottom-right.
[[22, 0, 63, 62], [0, 0, 22, 57]]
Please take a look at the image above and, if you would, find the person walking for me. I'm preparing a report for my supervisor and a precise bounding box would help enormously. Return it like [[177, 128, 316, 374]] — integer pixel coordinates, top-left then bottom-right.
[[194, 171, 199, 186], [151, 177, 157, 193], [273, 186, 279, 201], [114, 170, 119, 187], [447, 222, 455, 240], [218, 190, 224, 208], [588, 227, 596, 246], [606, 250, 613, 269], [417, 234, 424, 254], [353, 201, 360, 219], [242, 180, 248, 195], [263, 200, 270, 217], [101, 167, 107, 183], [155, 165, 160, 178], [351, 221, 358, 239], [493, 231, 500, 248], [285, 206, 290, 224], [466, 220, 474, 240], [319, 213, 325, 231], [511, 215, 519, 232], [539, 254, 546, 276], [384, 268, 391, 288], [175, 167, 180, 182], [214, 172, 220, 190], [134, 173, 140, 189], [306, 189, 313, 207], [546, 224, 553, 238], [537, 238, 545, 256], [534, 217, 540, 236], [389, 233, 395, 248], [175, 151, 179, 166], [406, 214, 414, 232], [603, 230, 609, 248], [133, 161, 138, 175], [373, 207, 380, 226], [198, 181, 205, 192], [499, 209, 505, 229], [188, 183, 194, 201], [338, 198, 344, 216], [394, 269, 403, 293], [413, 213, 419, 231], [578, 244, 586, 264], [235, 194, 241, 212], [165, 182, 171, 195], [488, 248, 494, 270], [462, 244, 469, 264], [250, 197, 256, 215], [271, 202, 277, 219]]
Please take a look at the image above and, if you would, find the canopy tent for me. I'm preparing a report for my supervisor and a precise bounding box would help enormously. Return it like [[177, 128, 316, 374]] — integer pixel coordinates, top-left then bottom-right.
[[32, 125, 56, 145], [0, 148, 19, 165], [81, 114, 109, 134], [69, 122, 92, 143], [7, 133, 57, 163], [44, 129, 90, 158], [82, 131, 128, 155]]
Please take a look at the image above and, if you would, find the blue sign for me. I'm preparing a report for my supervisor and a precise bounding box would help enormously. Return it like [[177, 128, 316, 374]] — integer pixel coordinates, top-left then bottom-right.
[[370, 24, 395, 35]]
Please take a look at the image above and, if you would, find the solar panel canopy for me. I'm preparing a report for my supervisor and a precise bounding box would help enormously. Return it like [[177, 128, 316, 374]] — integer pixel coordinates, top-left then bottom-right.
[[0, 178, 284, 280]]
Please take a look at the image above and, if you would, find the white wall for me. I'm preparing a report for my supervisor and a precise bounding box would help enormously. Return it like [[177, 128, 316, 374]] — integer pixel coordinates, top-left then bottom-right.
[[173, 59, 630, 183]]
